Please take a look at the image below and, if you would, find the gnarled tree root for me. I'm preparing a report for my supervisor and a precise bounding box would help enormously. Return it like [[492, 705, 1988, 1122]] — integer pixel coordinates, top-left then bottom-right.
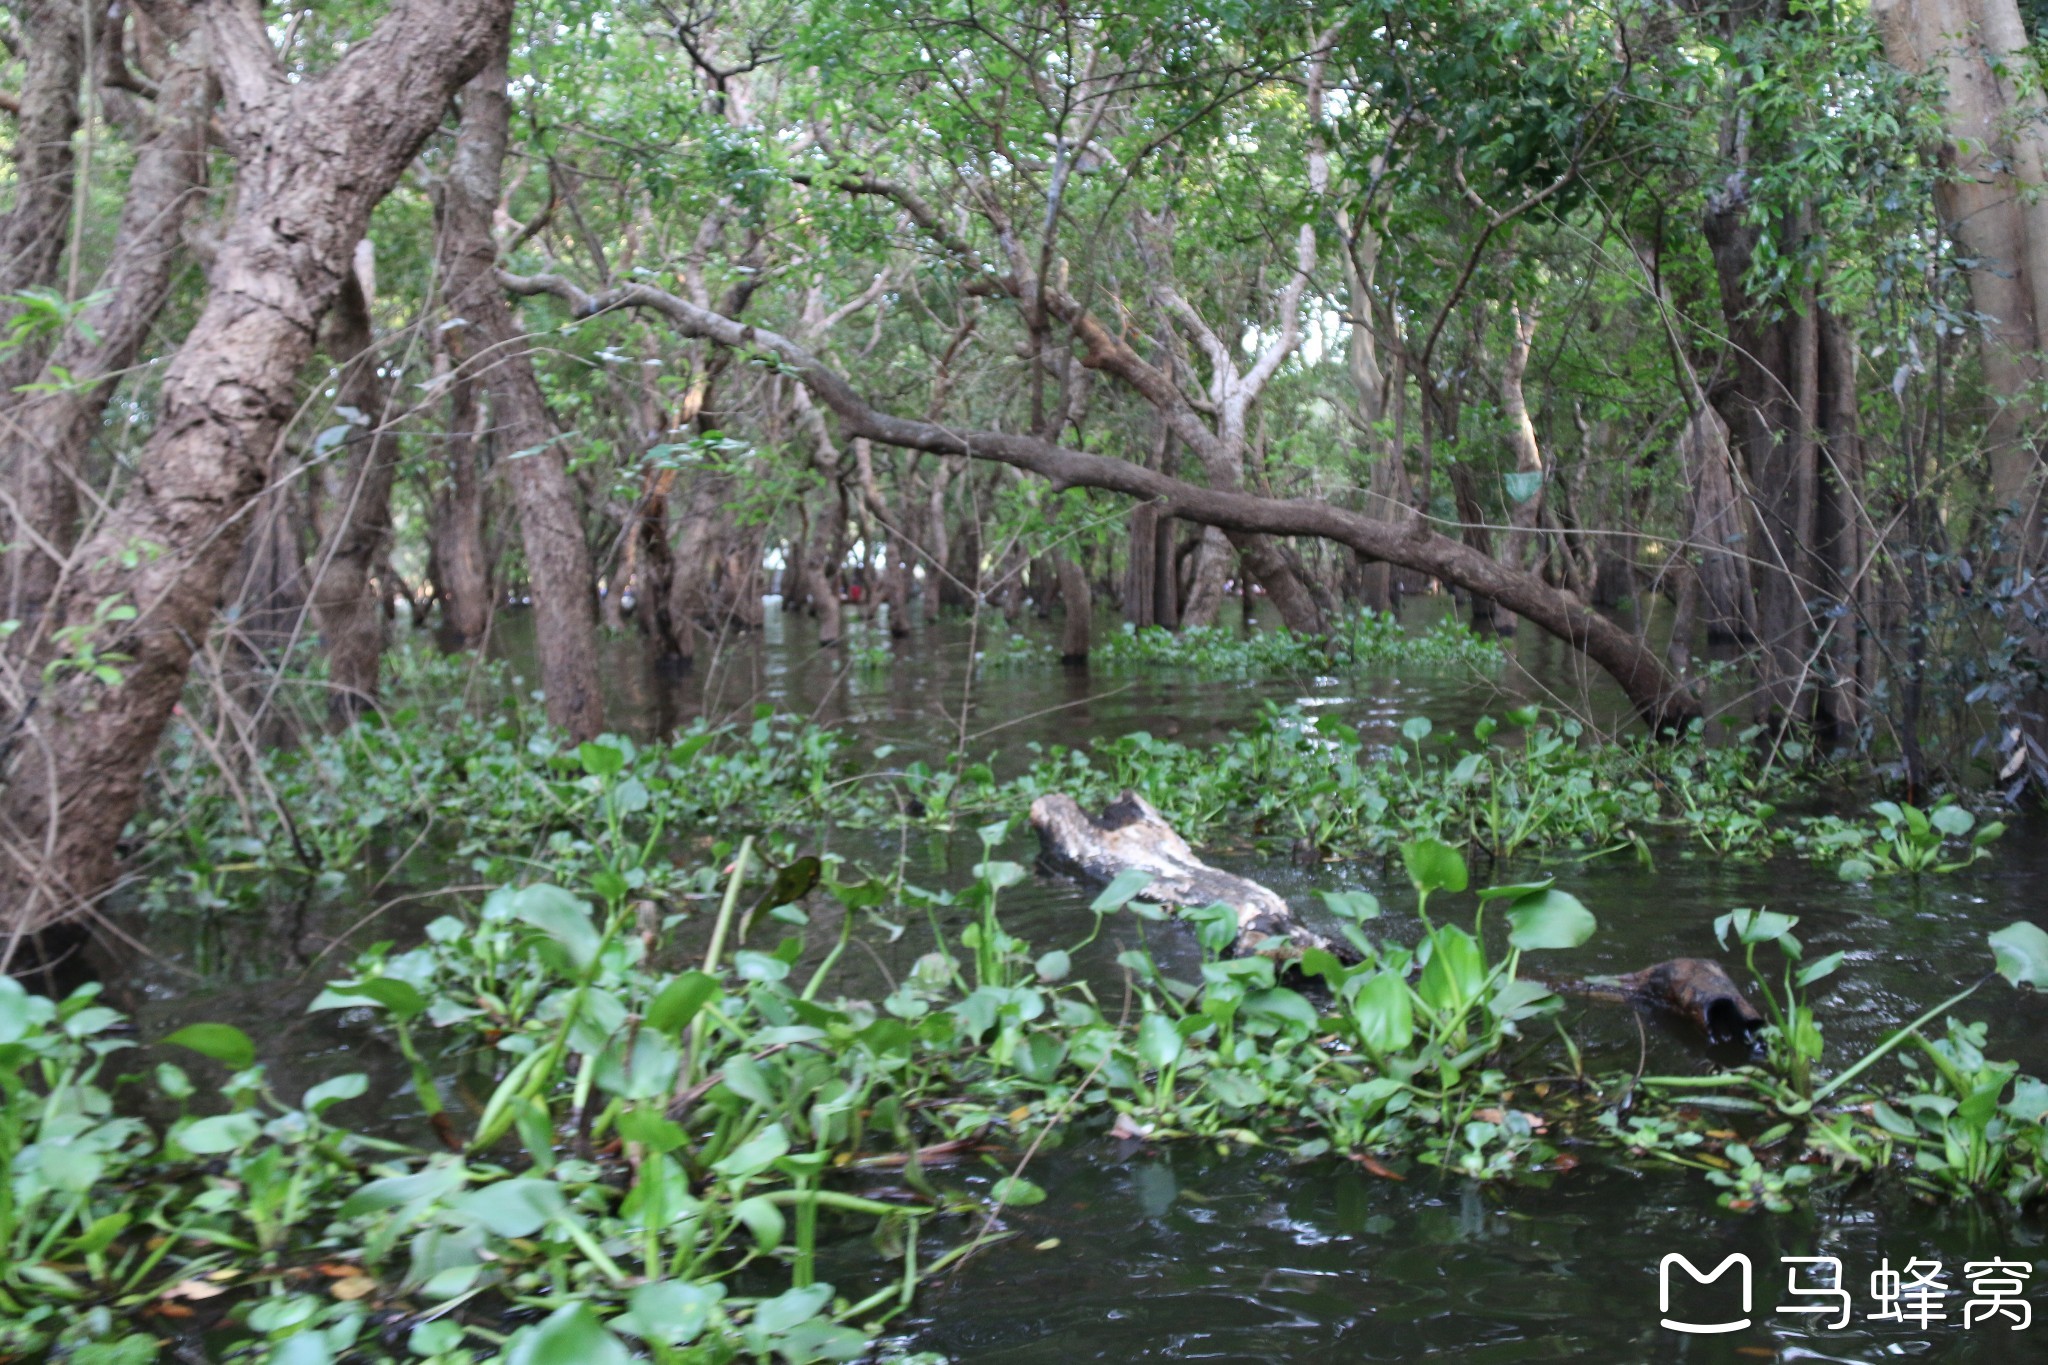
[[1028, 790, 1332, 959]]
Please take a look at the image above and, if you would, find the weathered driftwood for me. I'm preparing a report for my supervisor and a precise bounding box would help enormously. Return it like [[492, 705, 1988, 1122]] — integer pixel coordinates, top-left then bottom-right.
[[1029, 790, 1332, 958], [1573, 958, 1766, 1045]]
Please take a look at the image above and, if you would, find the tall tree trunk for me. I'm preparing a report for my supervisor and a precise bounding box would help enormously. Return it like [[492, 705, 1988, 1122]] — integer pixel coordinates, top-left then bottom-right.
[[1677, 404, 1757, 643], [438, 32, 603, 739], [308, 247, 401, 724], [1874, 0, 2048, 517], [429, 360, 493, 648], [0, 0, 87, 390], [1056, 552, 1091, 662], [1124, 501, 1159, 628], [2, 29, 211, 625], [0, 0, 512, 949], [1704, 187, 1825, 721]]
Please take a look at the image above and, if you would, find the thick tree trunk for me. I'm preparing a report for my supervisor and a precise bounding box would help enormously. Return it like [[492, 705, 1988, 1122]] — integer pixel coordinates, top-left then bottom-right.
[[308, 251, 401, 724], [1874, 0, 2048, 516], [438, 34, 603, 739], [0, 0, 513, 949], [1705, 188, 1825, 720], [2, 32, 211, 626]]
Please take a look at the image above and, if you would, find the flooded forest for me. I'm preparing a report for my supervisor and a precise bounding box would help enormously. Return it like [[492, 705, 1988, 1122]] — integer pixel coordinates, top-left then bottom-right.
[[3, 0, 2048, 1361]]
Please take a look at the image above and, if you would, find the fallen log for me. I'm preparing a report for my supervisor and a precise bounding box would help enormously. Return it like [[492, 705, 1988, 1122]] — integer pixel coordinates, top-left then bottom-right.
[[1029, 790, 1333, 958], [1565, 958, 1765, 1045]]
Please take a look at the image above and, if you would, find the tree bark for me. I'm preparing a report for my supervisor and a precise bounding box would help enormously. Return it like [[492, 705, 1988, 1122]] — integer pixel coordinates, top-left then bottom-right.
[[1676, 404, 1757, 643], [429, 358, 493, 648], [438, 32, 603, 739], [1124, 500, 1159, 628], [1874, 0, 2048, 517], [0, 0, 87, 394], [307, 249, 401, 724], [0, 0, 514, 949], [1056, 553, 1090, 662], [1, 28, 211, 626]]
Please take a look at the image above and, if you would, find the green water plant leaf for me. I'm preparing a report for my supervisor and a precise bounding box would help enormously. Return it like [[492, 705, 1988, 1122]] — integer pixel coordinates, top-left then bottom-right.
[[1402, 838, 1467, 896], [162, 1022, 255, 1071], [1990, 921, 2048, 989], [1505, 888, 1596, 950]]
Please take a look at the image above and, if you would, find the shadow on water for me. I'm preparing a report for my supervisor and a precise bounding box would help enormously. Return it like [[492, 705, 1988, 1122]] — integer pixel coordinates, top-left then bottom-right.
[[103, 595, 2047, 1362]]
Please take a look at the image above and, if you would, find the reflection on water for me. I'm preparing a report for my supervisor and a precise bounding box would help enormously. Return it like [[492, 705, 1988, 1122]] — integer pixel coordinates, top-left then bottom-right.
[[111, 598, 2047, 1362]]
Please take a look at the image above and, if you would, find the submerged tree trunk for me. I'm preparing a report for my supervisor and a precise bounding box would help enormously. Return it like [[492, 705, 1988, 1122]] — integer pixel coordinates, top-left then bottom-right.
[[438, 33, 603, 739], [0, 0, 512, 949], [1056, 553, 1090, 662]]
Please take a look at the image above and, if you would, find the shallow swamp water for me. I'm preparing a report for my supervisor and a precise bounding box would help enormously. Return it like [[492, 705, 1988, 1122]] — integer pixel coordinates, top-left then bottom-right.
[[105, 599, 2048, 1364]]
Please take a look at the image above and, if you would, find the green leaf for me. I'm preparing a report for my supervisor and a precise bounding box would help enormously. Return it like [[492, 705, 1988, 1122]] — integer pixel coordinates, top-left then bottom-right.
[[1350, 969, 1414, 1055], [712, 1122, 791, 1180], [448, 1178, 566, 1238], [339, 1162, 467, 1219], [40, 1143, 105, 1193], [620, 1280, 725, 1347], [507, 1302, 632, 1365], [162, 1022, 255, 1071], [1317, 889, 1381, 922], [975, 860, 1027, 890], [647, 971, 719, 1034], [177, 1112, 262, 1156], [1091, 868, 1157, 912], [989, 1175, 1047, 1206], [1929, 804, 1975, 837], [1034, 949, 1071, 982], [1505, 889, 1597, 950], [1713, 908, 1797, 949], [1400, 716, 1433, 743], [1242, 987, 1319, 1031], [1836, 858, 1876, 883], [753, 1283, 833, 1335], [1990, 921, 2048, 989], [329, 978, 428, 1020], [1137, 1012, 1183, 1070], [1417, 926, 1486, 1012], [1401, 838, 1467, 896], [509, 884, 602, 973], [577, 742, 626, 778], [304, 1072, 369, 1116], [733, 1195, 786, 1249], [1795, 951, 1845, 987], [0, 976, 41, 1044], [594, 1030, 680, 1101]]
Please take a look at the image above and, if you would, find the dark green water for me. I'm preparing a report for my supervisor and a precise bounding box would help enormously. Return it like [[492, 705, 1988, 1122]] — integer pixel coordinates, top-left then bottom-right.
[[112, 597, 2048, 1363]]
